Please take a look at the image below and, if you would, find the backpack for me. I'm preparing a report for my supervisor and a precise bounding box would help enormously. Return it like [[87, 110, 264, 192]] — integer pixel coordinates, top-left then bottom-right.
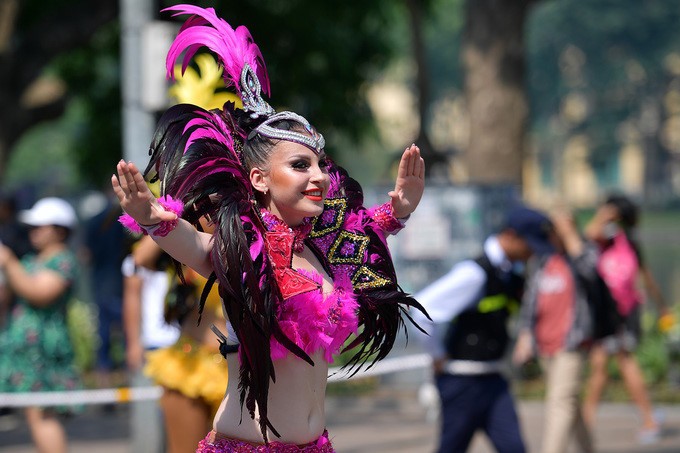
[[580, 270, 623, 340], [597, 232, 641, 316]]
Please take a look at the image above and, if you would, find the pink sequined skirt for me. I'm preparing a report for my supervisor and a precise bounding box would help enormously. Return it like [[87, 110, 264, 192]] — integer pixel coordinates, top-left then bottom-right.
[[196, 430, 335, 452]]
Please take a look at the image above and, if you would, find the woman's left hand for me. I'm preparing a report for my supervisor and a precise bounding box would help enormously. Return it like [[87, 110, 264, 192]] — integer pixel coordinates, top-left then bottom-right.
[[389, 144, 425, 219]]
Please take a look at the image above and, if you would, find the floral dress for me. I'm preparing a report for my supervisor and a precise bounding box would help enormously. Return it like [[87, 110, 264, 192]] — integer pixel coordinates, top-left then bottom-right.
[[0, 250, 81, 412]]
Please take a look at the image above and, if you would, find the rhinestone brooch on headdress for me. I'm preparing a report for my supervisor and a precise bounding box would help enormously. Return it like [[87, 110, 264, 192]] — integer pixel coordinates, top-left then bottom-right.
[[240, 63, 325, 154], [240, 63, 276, 119]]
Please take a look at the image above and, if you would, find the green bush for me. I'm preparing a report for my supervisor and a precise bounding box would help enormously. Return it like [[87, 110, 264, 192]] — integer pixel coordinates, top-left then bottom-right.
[[635, 309, 670, 384], [66, 298, 98, 372]]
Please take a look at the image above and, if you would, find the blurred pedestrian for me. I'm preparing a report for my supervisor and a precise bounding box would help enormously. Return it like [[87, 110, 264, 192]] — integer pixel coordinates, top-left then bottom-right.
[[122, 235, 180, 453], [0, 197, 82, 453], [133, 231, 229, 453], [83, 190, 130, 391], [512, 209, 595, 453], [582, 193, 669, 444], [413, 205, 554, 453]]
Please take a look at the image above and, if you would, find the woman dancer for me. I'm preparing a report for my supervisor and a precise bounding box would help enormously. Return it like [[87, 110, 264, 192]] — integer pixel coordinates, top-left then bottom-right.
[[112, 4, 426, 451]]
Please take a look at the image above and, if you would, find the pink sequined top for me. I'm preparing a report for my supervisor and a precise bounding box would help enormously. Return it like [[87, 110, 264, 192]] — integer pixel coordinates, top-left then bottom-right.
[[226, 269, 359, 363]]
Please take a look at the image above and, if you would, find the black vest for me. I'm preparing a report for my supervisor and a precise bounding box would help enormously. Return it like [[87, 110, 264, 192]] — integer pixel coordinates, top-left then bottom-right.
[[444, 254, 524, 361]]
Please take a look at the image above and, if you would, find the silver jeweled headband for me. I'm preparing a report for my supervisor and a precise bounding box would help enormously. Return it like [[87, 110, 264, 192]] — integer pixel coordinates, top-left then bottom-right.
[[240, 64, 325, 154]]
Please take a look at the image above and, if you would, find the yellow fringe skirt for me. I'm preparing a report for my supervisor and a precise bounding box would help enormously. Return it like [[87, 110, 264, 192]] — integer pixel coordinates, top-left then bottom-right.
[[144, 335, 228, 415]]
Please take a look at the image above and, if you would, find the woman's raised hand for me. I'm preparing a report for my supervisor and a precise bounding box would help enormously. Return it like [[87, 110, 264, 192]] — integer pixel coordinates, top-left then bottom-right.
[[389, 144, 425, 219], [111, 160, 178, 226]]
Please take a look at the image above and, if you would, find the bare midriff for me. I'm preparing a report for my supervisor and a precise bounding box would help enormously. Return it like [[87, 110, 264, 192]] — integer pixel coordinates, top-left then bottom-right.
[[212, 350, 329, 445]]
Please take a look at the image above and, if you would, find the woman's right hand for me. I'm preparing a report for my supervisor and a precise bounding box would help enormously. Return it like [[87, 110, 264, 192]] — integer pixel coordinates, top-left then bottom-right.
[[111, 160, 178, 226], [512, 330, 534, 366]]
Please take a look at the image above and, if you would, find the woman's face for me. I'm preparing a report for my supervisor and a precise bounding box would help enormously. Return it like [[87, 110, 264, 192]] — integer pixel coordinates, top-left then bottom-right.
[[251, 140, 330, 226], [28, 225, 65, 250]]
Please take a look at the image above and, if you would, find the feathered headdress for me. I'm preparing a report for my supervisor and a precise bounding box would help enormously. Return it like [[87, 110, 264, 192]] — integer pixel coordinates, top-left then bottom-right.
[[165, 5, 270, 100], [165, 5, 324, 153]]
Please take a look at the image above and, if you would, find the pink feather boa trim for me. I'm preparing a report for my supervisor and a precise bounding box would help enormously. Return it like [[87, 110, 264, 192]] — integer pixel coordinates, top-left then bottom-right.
[[118, 195, 184, 236], [270, 269, 359, 363]]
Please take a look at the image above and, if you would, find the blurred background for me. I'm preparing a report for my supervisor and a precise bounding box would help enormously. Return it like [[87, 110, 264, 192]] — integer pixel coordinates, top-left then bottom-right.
[[1, 0, 680, 450], [5, 0, 680, 204]]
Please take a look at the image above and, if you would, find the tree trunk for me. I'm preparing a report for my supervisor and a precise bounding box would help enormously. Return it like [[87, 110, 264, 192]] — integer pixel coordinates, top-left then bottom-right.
[[405, 0, 448, 179], [462, 0, 538, 185]]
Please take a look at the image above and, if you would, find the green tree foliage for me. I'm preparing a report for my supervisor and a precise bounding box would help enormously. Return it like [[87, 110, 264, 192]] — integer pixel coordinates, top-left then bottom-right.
[[528, 0, 680, 195], [3, 0, 405, 189], [425, 0, 465, 99], [189, 0, 396, 145], [0, 0, 118, 183], [52, 23, 122, 190]]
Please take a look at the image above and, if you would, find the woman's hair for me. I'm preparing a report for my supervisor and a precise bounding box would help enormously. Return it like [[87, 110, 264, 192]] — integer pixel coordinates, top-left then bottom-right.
[[604, 193, 639, 229], [240, 117, 314, 172]]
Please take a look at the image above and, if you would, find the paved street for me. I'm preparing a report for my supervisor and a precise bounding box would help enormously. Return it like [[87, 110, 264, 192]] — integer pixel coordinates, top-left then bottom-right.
[[2, 387, 679, 452]]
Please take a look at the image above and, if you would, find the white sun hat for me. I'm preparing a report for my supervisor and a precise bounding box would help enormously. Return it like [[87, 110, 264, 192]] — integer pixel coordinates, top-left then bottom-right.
[[19, 197, 77, 228]]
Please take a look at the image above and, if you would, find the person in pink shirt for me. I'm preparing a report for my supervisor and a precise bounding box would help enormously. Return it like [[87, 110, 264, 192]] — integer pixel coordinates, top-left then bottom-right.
[[582, 194, 669, 444]]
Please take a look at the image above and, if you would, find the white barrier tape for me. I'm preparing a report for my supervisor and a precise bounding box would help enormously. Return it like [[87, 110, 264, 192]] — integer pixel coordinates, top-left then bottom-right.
[[0, 353, 431, 408], [328, 353, 431, 382], [0, 386, 163, 408]]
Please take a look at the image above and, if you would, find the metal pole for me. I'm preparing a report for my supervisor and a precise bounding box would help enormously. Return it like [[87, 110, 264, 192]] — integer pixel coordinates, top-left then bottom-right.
[[120, 5, 166, 452], [120, 0, 155, 168]]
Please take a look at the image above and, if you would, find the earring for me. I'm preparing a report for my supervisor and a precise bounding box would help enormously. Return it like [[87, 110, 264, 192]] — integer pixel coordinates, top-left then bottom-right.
[[263, 188, 268, 195]]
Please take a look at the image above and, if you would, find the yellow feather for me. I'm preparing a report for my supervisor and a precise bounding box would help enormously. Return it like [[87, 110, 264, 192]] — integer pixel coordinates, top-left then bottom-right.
[[168, 54, 243, 110]]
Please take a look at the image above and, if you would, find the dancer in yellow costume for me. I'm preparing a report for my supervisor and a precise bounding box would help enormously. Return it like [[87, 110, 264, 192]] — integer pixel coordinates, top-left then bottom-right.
[[138, 55, 236, 453]]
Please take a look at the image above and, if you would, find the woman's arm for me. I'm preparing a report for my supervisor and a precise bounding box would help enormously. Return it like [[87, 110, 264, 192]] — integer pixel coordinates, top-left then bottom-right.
[[584, 204, 618, 242], [122, 264, 144, 371], [112, 160, 214, 277], [553, 210, 584, 258], [0, 246, 68, 306]]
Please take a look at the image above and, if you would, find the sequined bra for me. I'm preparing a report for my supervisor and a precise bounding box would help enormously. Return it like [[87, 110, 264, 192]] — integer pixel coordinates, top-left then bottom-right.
[[270, 269, 358, 363], [224, 270, 358, 363]]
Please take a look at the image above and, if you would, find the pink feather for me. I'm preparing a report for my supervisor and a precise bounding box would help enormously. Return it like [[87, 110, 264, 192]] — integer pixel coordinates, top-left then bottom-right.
[[118, 195, 184, 235], [163, 5, 270, 96], [118, 213, 143, 234]]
